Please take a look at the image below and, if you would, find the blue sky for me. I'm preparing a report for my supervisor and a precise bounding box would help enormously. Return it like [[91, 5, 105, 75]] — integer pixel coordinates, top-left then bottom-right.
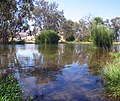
[[47, 0, 120, 22]]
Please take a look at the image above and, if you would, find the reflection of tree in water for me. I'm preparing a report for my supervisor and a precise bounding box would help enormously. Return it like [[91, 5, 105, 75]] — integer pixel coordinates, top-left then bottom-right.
[[31, 68, 62, 84], [31, 44, 94, 84], [38, 44, 93, 67], [0, 44, 103, 85], [113, 44, 120, 52], [0, 45, 20, 77], [38, 44, 62, 68], [0, 44, 120, 101], [88, 49, 113, 75], [0, 45, 18, 68]]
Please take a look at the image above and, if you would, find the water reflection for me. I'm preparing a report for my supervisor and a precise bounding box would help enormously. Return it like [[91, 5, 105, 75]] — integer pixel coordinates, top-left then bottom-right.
[[0, 44, 120, 101], [113, 44, 120, 52], [38, 44, 93, 67], [88, 49, 113, 75]]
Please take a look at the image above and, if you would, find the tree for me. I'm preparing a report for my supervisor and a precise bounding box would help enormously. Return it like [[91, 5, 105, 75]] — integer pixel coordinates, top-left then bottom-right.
[[61, 18, 91, 42], [61, 20, 75, 41], [91, 25, 114, 49], [104, 19, 111, 27], [111, 17, 120, 41], [74, 14, 94, 42], [75, 19, 90, 41], [36, 30, 59, 44], [33, 0, 65, 32], [0, 0, 34, 44], [93, 17, 104, 25]]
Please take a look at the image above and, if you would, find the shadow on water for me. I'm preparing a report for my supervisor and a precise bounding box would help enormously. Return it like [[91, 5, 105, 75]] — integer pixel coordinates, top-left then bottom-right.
[[0, 44, 120, 101]]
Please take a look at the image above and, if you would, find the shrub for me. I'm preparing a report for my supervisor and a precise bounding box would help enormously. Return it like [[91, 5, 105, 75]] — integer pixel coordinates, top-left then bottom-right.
[[102, 53, 120, 99], [36, 30, 59, 44], [66, 35, 75, 42], [91, 25, 114, 49], [0, 74, 22, 101], [9, 40, 25, 44]]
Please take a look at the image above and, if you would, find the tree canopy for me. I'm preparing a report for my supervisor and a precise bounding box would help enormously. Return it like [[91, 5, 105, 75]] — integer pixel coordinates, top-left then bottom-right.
[[0, 0, 34, 43], [36, 30, 59, 44], [33, 0, 65, 32], [91, 25, 114, 49], [1, 0, 120, 44]]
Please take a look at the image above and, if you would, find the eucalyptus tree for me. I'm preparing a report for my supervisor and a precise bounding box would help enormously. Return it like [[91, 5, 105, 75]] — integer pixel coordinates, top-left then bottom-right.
[[33, 0, 65, 32], [61, 19, 91, 42], [104, 19, 111, 27], [74, 19, 90, 42], [61, 19, 75, 41], [74, 14, 94, 42], [111, 17, 120, 41], [0, 0, 34, 43]]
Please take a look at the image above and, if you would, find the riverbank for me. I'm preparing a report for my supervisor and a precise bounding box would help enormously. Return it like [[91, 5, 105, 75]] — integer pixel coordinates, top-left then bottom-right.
[[1, 41, 120, 45], [23, 41, 120, 44], [67, 41, 120, 45]]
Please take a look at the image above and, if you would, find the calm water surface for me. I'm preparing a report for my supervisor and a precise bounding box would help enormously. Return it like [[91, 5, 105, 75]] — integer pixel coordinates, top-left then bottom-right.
[[0, 44, 120, 101]]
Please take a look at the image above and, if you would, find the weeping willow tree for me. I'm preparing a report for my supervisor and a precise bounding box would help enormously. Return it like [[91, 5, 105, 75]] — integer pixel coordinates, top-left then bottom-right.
[[91, 25, 115, 49]]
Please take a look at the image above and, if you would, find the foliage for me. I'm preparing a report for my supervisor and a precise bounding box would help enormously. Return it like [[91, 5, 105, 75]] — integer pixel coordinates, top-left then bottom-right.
[[89, 49, 112, 68], [93, 17, 104, 25], [62, 19, 91, 42], [61, 20, 75, 35], [102, 53, 120, 99], [91, 25, 115, 49], [0, 0, 34, 44], [33, 0, 65, 32], [9, 40, 25, 44], [111, 17, 120, 41], [16, 40, 26, 44], [0, 74, 22, 101], [66, 35, 75, 41], [77, 19, 91, 42], [36, 30, 59, 44]]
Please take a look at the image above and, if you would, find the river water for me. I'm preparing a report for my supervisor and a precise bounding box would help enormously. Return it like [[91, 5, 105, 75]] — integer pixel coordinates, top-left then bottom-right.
[[0, 44, 120, 101]]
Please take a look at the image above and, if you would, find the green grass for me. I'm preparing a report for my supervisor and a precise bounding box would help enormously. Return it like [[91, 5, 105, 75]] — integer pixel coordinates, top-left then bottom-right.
[[66, 41, 92, 44], [102, 53, 120, 99], [0, 74, 22, 101], [67, 41, 120, 45], [113, 42, 120, 44]]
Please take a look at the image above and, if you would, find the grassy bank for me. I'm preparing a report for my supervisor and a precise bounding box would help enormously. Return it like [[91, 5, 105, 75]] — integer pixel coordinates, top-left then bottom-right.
[[23, 41, 120, 45], [102, 53, 120, 99], [67, 41, 120, 45], [66, 41, 92, 44], [4, 40, 120, 45], [9, 40, 35, 44], [113, 42, 120, 44]]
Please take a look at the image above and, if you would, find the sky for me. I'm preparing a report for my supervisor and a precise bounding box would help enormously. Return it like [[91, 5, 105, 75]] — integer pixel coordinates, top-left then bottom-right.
[[47, 0, 120, 22]]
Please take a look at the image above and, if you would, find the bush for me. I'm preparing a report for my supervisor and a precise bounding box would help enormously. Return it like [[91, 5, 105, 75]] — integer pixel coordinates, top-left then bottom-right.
[[9, 40, 25, 44], [91, 25, 114, 49], [0, 74, 22, 101], [102, 53, 120, 99], [16, 40, 25, 44], [66, 35, 75, 42], [36, 30, 59, 44]]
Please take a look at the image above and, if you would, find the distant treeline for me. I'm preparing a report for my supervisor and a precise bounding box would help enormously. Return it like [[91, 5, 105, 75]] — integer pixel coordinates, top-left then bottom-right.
[[0, 0, 120, 44]]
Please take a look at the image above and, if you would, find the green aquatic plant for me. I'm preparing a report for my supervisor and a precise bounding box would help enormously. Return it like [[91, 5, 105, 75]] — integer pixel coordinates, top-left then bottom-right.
[[0, 74, 22, 101], [102, 53, 120, 99]]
